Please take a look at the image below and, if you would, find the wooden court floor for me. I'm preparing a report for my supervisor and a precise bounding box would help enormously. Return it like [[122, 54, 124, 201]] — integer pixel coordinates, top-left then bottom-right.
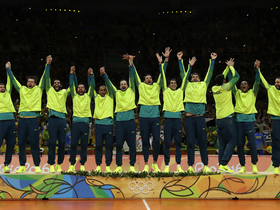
[[0, 199, 279, 210]]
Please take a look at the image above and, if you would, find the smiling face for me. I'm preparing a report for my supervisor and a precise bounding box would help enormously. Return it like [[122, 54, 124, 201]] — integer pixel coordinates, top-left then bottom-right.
[[169, 79, 177, 90], [120, 80, 128, 91], [240, 81, 249, 93], [191, 73, 200, 82], [144, 75, 153, 85], [275, 78, 280, 90], [77, 84, 85, 95], [27, 78, 36, 89], [99, 86, 107, 97], [0, 84, 5, 93], [53, 80, 62, 91]]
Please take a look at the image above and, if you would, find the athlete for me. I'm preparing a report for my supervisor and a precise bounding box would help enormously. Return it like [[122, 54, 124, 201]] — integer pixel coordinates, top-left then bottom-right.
[[129, 47, 171, 172], [156, 52, 189, 173], [7, 57, 50, 173], [225, 60, 260, 174], [101, 60, 137, 172], [258, 67, 280, 174], [68, 67, 95, 172], [94, 67, 114, 172], [45, 57, 78, 173], [0, 62, 17, 173], [179, 51, 217, 173], [212, 58, 240, 173]]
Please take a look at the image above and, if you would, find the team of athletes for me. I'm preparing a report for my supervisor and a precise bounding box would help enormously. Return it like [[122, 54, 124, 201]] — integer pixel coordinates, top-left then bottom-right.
[[0, 48, 279, 175]]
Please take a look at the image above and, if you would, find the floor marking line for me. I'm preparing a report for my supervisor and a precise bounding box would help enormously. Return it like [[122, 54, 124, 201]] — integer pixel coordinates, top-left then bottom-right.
[[142, 199, 151, 210]]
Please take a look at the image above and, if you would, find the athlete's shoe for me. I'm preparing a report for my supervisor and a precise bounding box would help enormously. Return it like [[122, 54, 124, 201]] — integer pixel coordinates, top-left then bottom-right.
[[130, 166, 136, 172], [35, 166, 41, 173], [95, 165, 101, 172], [56, 164, 62, 172], [114, 166, 122, 173], [239, 166, 246, 174], [16, 166, 26, 173], [204, 165, 211, 173], [68, 165, 75, 172], [80, 165, 86, 172], [152, 163, 161, 172], [105, 166, 112, 172], [50, 165, 56, 173], [3, 166, 10, 173], [219, 165, 233, 173], [186, 166, 194, 173], [274, 167, 279, 175], [177, 166, 184, 173], [163, 166, 169, 173], [252, 165, 258, 174], [142, 165, 149, 172]]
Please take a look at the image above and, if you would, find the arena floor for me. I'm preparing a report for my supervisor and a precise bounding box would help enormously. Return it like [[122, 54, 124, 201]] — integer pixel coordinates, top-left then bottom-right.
[[0, 199, 279, 210]]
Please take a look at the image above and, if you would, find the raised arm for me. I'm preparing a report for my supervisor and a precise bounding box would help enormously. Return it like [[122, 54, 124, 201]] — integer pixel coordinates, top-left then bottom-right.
[[39, 55, 52, 92], [155, 53, 165, 86], [87, 68, 95, 98], [69, 66, 76, 98], [178, 51, 196, 80], [123, 54, 141, 87], [204, 52, 217, 87], [5, 62, 13, 94], [159, 63, 167, 91], [6, 62, 21, 92], [253, 60, 261, 96], [129, 65, 136, 93], [100, 68, 117, 96], [161, 47, 172, 73], [221, 58, 240, 91], [257, 63, 270, 91], [225, 66, 238, 95]]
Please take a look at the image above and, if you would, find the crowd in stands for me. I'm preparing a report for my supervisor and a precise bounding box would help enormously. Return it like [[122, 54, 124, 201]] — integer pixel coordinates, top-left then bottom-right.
[[0, 5, 279, 155]]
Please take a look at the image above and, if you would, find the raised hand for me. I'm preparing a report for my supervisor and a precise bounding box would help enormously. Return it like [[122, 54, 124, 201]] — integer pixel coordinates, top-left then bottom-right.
[[70, 66, 75, 74], [88, 68, 93, 76], [122, 53, 135, 61], [254, 60, 261, 69], [156, 53, 163, 64], [46, 55, 52, 64], [177, 51, 183, 60], [162, 47, 172, 58], [100, 66, 105, 75], [189, 57, 197, 66], [225, 58, 235, 67], [5, 62, 11, 69], [211, 52, 217, 60]]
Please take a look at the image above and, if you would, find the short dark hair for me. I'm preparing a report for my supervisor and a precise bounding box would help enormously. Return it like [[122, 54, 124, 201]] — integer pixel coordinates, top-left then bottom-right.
[[143, 74, 152, 80], [191, 72, 200, 79], [169, 78, 177, 84], [255, 127, 260, 132], [27, 76, 38, 84], [215, 74, 224, 86], [0, 82, 5, 86], [120, 79, 127, 84]]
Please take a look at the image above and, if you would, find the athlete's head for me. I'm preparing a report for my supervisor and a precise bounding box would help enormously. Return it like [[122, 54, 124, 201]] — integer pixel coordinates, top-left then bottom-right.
[[215, 74, 225, 86], [120, 80, 128, 91], [144, 74, 153, 85], [169, 79, 177, 90], [27, 76, 38, 89], [53, 80, 62, 91], [0, 83, 5, 93], [275, 78, 280, 90], [255, 127, 260, 133], [240, 81, 249, 93], [77, 84, 86, 95], [99, 85, 107, 97], [191, 73, 200, 82]]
